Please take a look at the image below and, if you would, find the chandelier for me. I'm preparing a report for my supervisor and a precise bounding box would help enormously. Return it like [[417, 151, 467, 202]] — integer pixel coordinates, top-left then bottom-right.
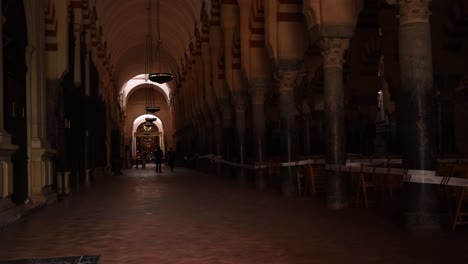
[[144, 0, 161, 114], [148, 0, 173, 84]]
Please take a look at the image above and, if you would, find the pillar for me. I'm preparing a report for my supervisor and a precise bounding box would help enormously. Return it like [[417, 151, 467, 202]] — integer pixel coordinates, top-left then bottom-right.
[[278, 70, 299, 196], [234, 92, 247, 184], [222, 100, 234, 161], [396, 0, 440, 233], [251, 82, 267, 190], [321, 38, 349, 209], [302, 114, 312, 156], [74, 30, 82, 87]]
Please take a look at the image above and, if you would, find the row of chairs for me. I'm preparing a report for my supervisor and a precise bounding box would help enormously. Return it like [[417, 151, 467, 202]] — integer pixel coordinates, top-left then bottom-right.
[[267, 157, 468, 231], [438, 162, 468, 230]]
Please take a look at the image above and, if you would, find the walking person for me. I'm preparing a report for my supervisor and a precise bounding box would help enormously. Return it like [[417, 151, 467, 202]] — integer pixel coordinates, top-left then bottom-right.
[[154, 145, 164, 173], [166, 147, 176, 172]]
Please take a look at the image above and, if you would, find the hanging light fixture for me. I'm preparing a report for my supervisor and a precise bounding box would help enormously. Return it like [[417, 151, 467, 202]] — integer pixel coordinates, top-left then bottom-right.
[[145, 1, 160, 114], [148, 0, 174, 84]]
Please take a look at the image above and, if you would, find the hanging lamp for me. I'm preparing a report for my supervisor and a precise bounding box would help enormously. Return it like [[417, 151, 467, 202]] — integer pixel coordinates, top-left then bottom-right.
[[148, 0, 173, 84], [144, 1, 160, 114]]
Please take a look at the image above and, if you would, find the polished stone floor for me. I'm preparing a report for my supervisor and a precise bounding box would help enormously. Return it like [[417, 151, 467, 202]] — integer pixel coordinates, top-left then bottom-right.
[[0, 165, 467, 264]]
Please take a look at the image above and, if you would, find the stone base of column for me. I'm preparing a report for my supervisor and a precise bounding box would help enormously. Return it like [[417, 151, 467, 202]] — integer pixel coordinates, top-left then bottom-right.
[[63, 172, 71, 195], [404, 183, 441, 234], [94, 166, 110, 181], [237, 168, 247, 185], [255, 169, 268, 191], [86, 168, 92, 184], [31, 185, 57, 205], [0, 197, 22, 228], [281, 167, 297, 196], [326, 171, 349, 210]]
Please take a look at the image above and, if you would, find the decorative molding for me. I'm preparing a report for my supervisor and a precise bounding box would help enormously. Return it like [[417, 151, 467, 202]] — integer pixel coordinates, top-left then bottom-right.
[[398, 0, 431, 25], [320, 38, 349, 69], [250, 85, 267, 104], [278, 70, 299, 92]]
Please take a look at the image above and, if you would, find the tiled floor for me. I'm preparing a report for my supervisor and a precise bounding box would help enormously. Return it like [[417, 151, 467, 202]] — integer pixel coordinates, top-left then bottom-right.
[[0, 165, 467, 264]]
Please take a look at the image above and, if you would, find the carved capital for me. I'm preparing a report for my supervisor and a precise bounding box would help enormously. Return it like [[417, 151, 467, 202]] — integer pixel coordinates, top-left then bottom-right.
[[278, 70, 299, 92], [398, 0, 431, 25], [233, 93, 247, 112], [250, 85, 267, 105], [320, 38, 349, 69]]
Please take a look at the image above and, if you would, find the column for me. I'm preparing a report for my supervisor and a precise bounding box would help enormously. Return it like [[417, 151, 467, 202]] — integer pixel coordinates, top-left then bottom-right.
[[321, 38, 349, 209], [278, 70, 299, 196], [302, 114, 312, 156], [396, 0, 440, 233], [234, 92, 247, 184], [74, 30, 82, 87], [222, 101, 234, 161], [0, 6, 18, 215], [251, 82, 267, 190]]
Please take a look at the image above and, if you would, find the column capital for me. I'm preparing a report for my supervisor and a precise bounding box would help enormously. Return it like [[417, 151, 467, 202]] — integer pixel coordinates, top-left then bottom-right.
[[399, 0, 431, 25], [233, 93, 248, 112], [387, 0, 431, 25], [320, 38, 349, 69], [277, 70, 299, 92], [250, 85, 267, 105]]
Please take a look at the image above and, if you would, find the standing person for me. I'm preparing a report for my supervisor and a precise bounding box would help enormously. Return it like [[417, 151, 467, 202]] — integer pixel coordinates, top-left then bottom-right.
[[141, 151, 147, 168], [166, 147, 176, 172], [154, 145, 164, 173]]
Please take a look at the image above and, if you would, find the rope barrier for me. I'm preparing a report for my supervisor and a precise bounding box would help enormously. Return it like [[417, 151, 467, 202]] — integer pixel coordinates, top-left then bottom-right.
[[186, 154, 468, 187]]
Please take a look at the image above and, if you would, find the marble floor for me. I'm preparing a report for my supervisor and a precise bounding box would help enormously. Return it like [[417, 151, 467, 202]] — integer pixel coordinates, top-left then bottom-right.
[[0, 165, 467, 264]]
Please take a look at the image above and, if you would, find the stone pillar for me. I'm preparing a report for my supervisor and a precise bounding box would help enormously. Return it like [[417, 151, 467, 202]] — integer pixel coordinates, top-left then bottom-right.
[[74, 30, 82, 87], [302, 114, 312, 156], [0, 11, 6, 139], [278, 70, 299, 196], [221, 100, 234, 161], [84, 45, 91, 96], [24, 0, 57, 204], [213, 110, 223, 173], [234, 92, 247, 184], [251, 82, 267, 190], [321, 38, 349, 209], [0, 9, 17, 213], [395, 0, 440, 233]]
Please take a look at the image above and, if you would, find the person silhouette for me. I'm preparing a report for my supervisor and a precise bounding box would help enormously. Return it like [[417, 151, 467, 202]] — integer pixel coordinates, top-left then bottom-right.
[[154, 145, 164, 173]]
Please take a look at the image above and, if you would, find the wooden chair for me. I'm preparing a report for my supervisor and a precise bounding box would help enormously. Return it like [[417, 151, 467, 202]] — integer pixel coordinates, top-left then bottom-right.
[[451, 164, 468, 230], [296, 165, 306, 195], [307, 164, 327, 195], [384, 163, 403, 200], [357, 163, 384, 209], [267, 157, 281, 187]]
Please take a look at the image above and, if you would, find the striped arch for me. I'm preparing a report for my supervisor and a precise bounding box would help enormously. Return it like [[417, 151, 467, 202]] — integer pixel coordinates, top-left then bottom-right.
[[44, 0, 58, 52]]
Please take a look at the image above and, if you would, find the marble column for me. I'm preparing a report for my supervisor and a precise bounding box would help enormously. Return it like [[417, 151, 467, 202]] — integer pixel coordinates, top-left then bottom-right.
[[396, 0, 440, 233], [321, 38, 349, 209], [278, 70, 299, 196], [0, 10, 18, 217], [302, 114, 312, 156], [213, 110, 223, 174], [222, 101, 234, 162], [234, 92, 247, 184], [74, 30, 82, 87], [251, 82, 267, 190]]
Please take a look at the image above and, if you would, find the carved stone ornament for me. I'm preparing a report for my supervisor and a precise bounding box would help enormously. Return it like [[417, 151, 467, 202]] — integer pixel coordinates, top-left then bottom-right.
[[250, 85, 267, 105], [320, 38, 349, 69], [233, 94, 247, 112], [278, 70, 299, 92], [398, 0, 431, 25]]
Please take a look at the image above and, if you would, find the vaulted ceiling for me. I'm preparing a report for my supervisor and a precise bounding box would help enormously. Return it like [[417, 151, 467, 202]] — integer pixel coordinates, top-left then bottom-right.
[[94, 0, 206, 86]]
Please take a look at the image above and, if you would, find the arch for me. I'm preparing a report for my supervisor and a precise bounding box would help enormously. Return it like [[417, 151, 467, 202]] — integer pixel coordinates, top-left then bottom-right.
[[120, 74, 171, 109], [131, 114, 165, 158]]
